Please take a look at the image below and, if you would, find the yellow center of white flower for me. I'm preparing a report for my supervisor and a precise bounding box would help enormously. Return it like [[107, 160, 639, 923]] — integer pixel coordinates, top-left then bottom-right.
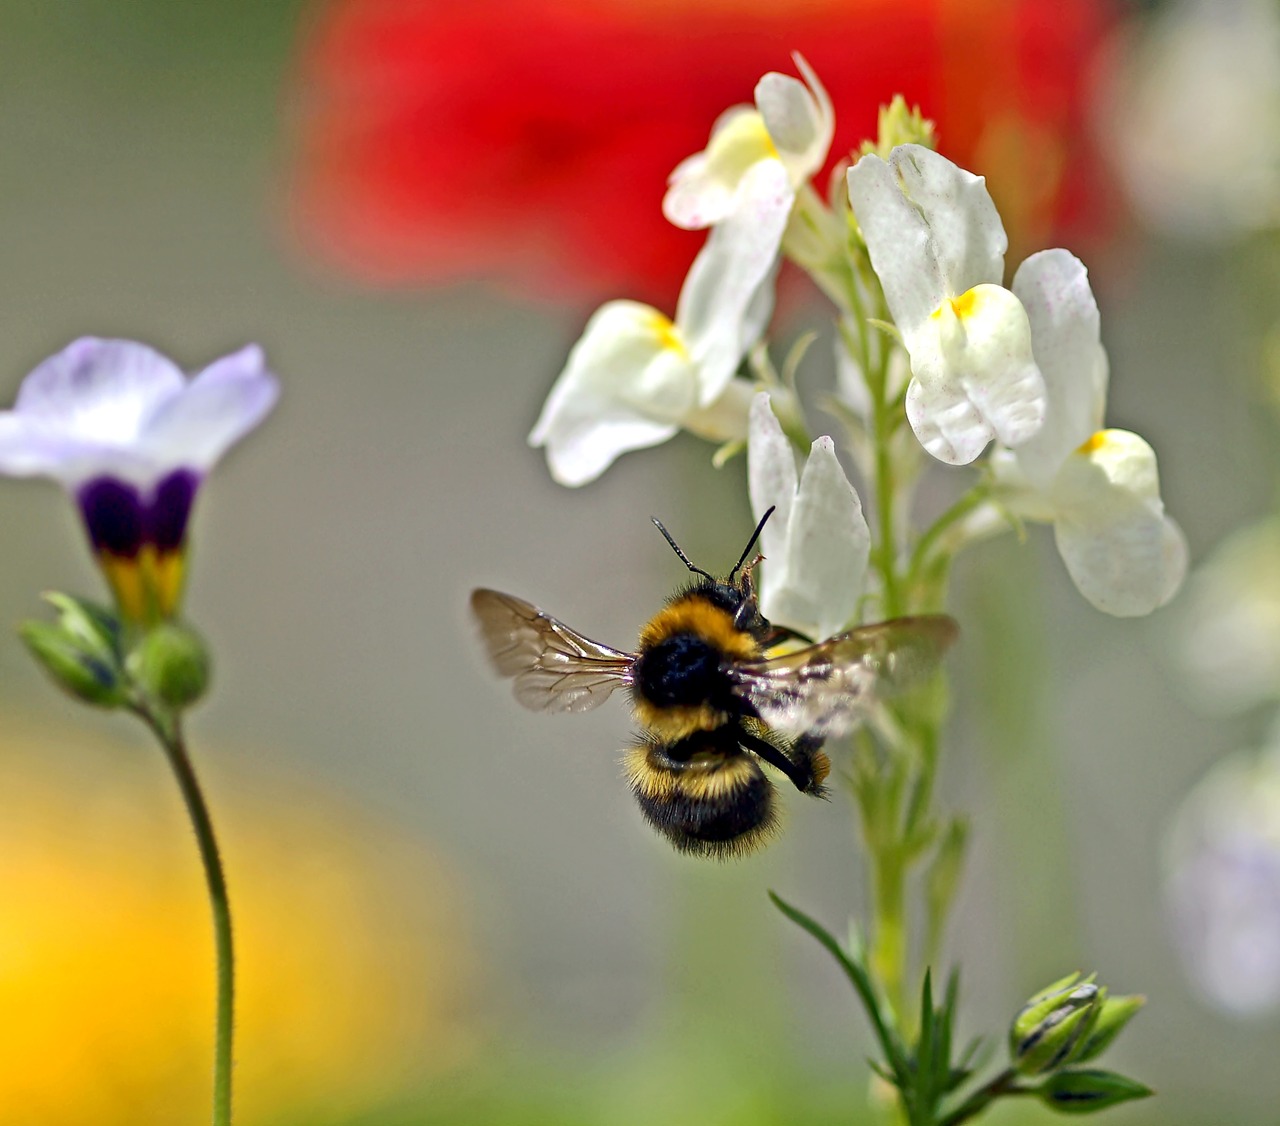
[[647, 311, 689, 358], [1077, 430, 1110, 455], [931, 287, 983, 323], [704, 110, 781, 186]]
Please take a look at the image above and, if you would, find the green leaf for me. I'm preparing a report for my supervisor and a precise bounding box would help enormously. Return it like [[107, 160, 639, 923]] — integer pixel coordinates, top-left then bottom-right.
[[1035, 1068, 1153, 1114], [769, 891, 909, 1085]]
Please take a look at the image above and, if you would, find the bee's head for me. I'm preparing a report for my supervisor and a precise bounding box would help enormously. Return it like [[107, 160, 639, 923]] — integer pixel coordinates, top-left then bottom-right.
[[651, 508, 774, 636]]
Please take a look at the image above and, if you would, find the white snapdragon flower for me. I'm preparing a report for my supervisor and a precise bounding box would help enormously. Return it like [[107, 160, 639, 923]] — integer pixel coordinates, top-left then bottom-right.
[[847, 144, 1046, 466], [1166, 740, 1280, 1015], [990, 249, 1185, 617], [747, 393, 869, 640], [530, 161, 791, 486], [663, 53, 833, 234]]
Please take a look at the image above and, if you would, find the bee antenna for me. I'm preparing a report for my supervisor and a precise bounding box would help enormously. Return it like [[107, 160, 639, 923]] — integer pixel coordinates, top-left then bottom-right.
[[652, 517, 714, 581], [729, 506, 776, 580]]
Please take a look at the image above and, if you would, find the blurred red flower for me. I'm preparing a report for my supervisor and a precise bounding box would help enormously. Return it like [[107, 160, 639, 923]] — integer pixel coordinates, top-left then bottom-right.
[[285, 0, 1117, 307]]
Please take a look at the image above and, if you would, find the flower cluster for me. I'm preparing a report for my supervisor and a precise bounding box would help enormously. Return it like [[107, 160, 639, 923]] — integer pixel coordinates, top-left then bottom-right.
[[531, 55, 1184, 621], [529, 55, 1166, 1123]]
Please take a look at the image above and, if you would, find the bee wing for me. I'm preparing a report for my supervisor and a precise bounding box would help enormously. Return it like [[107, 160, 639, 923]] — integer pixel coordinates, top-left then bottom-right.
[[728, 615, 958, 739], [471, 588, 634, 714]]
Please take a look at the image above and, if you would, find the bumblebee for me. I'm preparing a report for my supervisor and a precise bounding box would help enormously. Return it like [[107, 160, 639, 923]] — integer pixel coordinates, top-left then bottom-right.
[[471, 510, 957, 858]]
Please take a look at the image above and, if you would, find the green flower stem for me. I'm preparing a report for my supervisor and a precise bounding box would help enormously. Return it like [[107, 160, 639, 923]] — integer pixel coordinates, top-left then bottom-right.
[[939, 1069, 1030, 1126], [869, 844, 908, 1020], [144, 710, 235, 1126], [907, 488, 990, 602]]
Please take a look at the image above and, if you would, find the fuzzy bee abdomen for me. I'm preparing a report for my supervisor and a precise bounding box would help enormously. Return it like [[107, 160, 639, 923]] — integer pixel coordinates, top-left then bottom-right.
[[624, 732, 777, 859]]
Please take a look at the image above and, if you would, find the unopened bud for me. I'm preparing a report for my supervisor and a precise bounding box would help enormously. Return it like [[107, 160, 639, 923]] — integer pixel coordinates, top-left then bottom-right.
[[19, 619, 125, 707], [126, 621, 211, 709], [1011, 974, 1101, 1075]]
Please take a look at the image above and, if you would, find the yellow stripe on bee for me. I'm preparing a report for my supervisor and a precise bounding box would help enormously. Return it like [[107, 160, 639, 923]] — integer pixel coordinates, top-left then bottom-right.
[[638, 597, 761, 660], [623, 743, 762, 803], [630, 700, 722, 741]]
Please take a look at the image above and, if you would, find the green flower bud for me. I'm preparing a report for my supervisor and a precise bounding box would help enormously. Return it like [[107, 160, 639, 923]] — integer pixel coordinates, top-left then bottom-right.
[[1011, 974, 1102, 1075], [1035, 1068, 1153, 1114], [19, 619, 125, 708], [126, 621, 211, 710], [1073, 994, 1145, 1064], [861, 95, 937, 160]]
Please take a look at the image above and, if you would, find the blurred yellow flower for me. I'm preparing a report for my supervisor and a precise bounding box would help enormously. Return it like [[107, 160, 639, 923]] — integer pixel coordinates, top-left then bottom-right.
[[0, 718, 477, 1124]]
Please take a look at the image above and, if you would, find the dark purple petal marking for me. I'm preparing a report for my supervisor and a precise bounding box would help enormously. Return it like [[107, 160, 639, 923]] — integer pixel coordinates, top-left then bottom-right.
[[77, 469, 201, 557], [78, 478, 145, 557], [148, 469, 199, 552]]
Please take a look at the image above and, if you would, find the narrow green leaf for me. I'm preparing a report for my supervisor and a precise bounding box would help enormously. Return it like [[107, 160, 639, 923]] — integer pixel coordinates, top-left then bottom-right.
[[770, 891, 909, 1083], [1036, 1068, 1154, 1115]]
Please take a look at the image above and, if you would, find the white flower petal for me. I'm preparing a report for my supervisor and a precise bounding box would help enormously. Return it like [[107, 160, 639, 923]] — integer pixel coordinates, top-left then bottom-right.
[[770, 436, 870, 640], [677, 160, 790, 404], [142, 346, 279, 470], [0, 415, 124, 482], [904, 284, 1045, 464], [529, 300, 697, 486], [848, 146, 1006, 336], [663, 107, 775, 230], [747, 392, 797, 573], [756, 53, 833, 183], [1011, 249, 1109, 489], [1051, 429, 1186, 616], [748, 395, 869, 639], [684, 378, 756, 444], [14, 338, 185, 443], [540, 407, 679, 487]]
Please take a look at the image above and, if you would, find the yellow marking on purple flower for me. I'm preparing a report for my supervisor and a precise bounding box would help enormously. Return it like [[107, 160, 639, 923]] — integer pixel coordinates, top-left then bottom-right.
[[97, 546, 187, 625]]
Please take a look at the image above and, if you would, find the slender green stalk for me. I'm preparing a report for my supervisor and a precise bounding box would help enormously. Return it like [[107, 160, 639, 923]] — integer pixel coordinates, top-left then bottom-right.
[[145, 710, 235, 1126], [869, 845, 908, 1020], [938, 1069, 1030, 1125]]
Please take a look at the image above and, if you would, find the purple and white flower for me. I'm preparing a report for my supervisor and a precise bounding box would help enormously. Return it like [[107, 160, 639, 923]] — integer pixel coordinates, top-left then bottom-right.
[[0, 338, 278, 621]]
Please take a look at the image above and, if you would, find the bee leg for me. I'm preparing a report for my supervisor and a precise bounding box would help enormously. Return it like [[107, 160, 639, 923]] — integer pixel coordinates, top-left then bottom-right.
[[789, 733, 831, 798], [737, 729, 818, 795]]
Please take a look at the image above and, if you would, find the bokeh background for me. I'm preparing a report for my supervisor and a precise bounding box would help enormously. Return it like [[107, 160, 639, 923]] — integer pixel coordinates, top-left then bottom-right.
[[2, 0, 1278, 1122]]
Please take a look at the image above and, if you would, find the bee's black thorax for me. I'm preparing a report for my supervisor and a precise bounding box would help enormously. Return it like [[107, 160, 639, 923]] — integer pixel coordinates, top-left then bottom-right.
[[631, 578, 768, 716], [633, 631, 725, 708]]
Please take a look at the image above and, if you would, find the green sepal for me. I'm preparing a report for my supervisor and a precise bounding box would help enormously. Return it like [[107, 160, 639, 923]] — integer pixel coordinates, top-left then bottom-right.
[[19, 619, 125, 708], [1035, 1068, 1153, 1114], [41, 591, 122, 655], [711, 438, 746, 469], [125, 621, 211, 710], [1010, 973, 1101, 1075], [1072, 993, 1145, 1064]]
